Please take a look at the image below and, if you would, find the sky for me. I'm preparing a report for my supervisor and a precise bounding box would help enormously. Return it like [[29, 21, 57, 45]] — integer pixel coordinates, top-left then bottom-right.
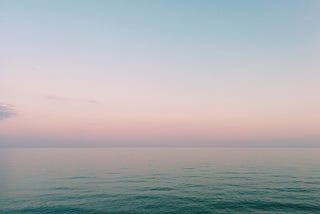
[[0, 0, 319, 147]]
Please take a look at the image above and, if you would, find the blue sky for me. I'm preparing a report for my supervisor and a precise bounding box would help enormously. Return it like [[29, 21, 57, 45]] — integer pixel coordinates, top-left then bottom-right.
[[0, 0, 319, 147]]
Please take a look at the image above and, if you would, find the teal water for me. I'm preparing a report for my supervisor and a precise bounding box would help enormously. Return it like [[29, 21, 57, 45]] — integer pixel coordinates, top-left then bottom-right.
[[0, 148, 320, 213]]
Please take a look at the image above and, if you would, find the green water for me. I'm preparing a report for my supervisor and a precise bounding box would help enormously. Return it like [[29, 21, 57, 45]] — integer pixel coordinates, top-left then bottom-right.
[[1, 148, 320, 213]]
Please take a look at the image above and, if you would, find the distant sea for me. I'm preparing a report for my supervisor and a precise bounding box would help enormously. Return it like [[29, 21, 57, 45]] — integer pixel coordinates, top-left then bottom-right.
[[1, 148, 319, 213]]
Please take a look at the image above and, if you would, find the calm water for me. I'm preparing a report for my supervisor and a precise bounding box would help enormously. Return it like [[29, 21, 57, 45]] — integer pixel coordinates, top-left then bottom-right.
[[0, 148, 320, 213]]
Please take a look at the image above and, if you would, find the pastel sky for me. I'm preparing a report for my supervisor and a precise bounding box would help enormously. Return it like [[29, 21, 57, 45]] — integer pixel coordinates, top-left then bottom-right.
[[1, 0, 320, 147]]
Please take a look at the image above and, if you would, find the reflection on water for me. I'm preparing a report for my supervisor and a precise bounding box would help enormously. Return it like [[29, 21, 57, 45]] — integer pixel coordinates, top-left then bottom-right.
[[1, 148, 320, 213]]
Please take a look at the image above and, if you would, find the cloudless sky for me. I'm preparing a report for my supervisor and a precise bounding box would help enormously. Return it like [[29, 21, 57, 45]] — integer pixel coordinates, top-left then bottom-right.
[[1, 0, 319, 147]]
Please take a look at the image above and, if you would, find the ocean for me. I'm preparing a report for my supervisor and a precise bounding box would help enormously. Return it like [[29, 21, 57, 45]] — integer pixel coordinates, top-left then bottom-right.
[[0, 148, 319, 213]]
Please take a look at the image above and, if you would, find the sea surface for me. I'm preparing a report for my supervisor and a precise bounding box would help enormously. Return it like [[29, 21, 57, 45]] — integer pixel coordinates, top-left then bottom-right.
[[0, 148, 320, 213]]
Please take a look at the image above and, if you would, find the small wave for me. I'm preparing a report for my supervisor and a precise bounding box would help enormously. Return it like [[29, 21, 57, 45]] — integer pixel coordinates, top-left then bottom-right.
[[209, 200, 320, 212], [68, 176, 94, 180], [148, 187, 175, 191], [6, 206, 102, 214], [52, 187, 74, 191]]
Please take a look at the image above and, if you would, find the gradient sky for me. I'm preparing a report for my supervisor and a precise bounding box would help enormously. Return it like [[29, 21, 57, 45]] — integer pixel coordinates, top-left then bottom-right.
[[1, 0, 320, 147]]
